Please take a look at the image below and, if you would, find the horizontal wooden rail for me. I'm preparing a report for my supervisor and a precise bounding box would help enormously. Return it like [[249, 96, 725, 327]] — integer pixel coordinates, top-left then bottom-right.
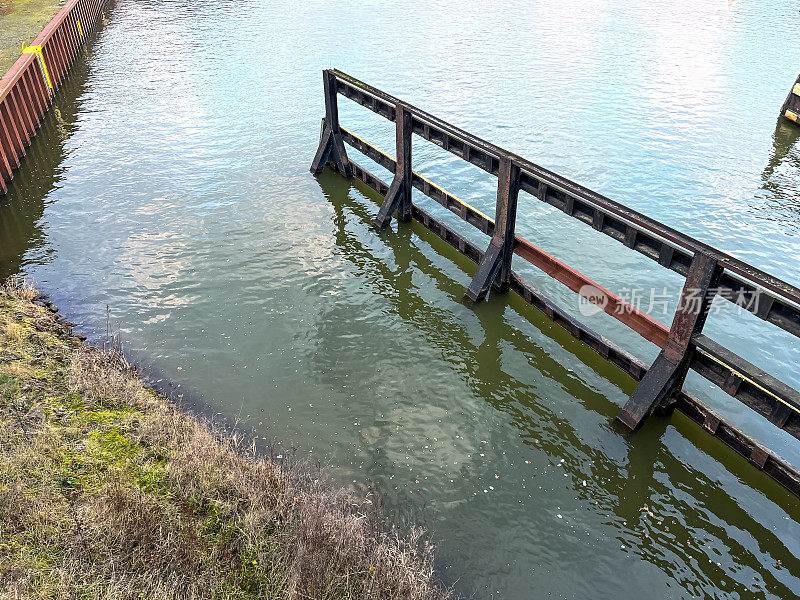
[[338, 121, 800, 441], [331, 69, 800, 341], [340, 126, 671, 348], [691, 335, 800, 438], [311, 69, 800, 500]]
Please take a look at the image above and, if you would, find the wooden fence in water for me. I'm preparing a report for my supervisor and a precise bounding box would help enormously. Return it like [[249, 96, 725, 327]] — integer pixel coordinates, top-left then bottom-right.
[[311, 69, 800, 499], [0, 0, 109, 196]]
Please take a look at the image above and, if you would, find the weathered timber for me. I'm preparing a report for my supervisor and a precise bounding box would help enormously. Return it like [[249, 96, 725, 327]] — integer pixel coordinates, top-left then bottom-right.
[[464, 157, 521, 303], [617, 253, 723, 430], [310, 70, 351, 177], [329, 69, 800, 341], [337, 122, 800, 435], [373, 102, 412, 228], [691, 334, 800, 442], [311, 69, 800, 500], [780, 74, 800, 125]]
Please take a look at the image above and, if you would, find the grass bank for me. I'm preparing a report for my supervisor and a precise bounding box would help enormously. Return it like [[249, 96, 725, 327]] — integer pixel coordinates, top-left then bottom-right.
[[0, 278, 450, 600], [0, 0, 63, 75]]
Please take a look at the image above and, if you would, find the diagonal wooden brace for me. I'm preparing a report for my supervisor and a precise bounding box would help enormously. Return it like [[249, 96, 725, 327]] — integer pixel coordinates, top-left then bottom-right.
[[373, 102, 413, 229], [311, 119, 351, 176], [464, 156, 520, 304], [310, 70, 352, 177], [617, 252, 723, 430]]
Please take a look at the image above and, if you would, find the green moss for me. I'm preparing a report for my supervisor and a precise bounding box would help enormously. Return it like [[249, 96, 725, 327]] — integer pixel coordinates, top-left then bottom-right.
[[0, 373, 23, 402]]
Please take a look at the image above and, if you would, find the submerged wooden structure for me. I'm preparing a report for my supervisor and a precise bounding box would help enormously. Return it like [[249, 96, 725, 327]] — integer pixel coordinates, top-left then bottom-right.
[[311, 69, 800, 499]]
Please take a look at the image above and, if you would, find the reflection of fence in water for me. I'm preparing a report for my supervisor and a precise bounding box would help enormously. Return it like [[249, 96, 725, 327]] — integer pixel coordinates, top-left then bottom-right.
[[311, 68, 800, 500]]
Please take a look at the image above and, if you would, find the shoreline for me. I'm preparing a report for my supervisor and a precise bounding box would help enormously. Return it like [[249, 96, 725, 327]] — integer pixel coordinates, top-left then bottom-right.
[[0, 277, 451, 599]]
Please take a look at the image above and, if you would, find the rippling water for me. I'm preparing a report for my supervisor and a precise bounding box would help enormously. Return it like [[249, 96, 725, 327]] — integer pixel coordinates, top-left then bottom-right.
[[1, 0, 799, 597]]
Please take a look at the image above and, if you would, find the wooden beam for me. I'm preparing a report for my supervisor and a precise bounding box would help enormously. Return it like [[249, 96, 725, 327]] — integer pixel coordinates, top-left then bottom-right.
[[464, 156, 520, 303], [340, 149, 800, 502], [331, 70, 800, 341], [373, 102, 412, 229], [617, 252, 723, 430], [310, 70, 351, 176]]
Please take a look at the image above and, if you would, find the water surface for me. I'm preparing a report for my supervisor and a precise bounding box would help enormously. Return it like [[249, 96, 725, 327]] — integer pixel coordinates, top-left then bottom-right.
[[1, 1, 800, 598]]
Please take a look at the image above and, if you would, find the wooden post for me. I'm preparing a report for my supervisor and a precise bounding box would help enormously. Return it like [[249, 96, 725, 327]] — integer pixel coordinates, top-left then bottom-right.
[[310, 70, 352, 177], [780, 74, 800, 124], [373, 102, 413, 229], [617, 252, 723, 430], [464, 156, 520, 303]]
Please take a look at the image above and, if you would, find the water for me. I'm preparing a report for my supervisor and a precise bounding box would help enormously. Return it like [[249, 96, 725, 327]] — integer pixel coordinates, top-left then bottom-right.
[[1, 0, 799, 597]]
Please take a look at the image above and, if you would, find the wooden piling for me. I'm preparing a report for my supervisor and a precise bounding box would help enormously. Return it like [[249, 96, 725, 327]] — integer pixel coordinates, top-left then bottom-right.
[[310, 70, 351, 177], [617, 252, 723, 430], [373, 102, 412, 228], [780, 74, 800, 125], [464, 156, 521, 303]]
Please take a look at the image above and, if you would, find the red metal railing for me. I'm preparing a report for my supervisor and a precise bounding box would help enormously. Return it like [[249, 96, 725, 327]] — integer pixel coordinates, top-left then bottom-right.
[[0, 0, 108, 195]]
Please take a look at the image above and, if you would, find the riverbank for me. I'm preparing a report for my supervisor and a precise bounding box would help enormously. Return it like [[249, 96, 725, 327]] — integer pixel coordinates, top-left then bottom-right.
[[0, 278, 449, 599], [0, 0, 63, 74]]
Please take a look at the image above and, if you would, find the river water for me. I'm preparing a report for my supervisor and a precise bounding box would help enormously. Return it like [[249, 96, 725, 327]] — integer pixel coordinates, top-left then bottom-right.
[[1, 0, 799, 597]]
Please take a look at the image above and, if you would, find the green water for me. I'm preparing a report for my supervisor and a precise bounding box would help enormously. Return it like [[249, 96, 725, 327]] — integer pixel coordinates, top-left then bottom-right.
[[1, 1, 799, 597]]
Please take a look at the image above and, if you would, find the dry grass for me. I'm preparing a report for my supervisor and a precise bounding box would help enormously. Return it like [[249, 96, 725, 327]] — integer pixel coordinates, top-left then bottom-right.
[[1, 319, 21, 342], [0, 280, 451, 600], [1, 275, 36, 300]]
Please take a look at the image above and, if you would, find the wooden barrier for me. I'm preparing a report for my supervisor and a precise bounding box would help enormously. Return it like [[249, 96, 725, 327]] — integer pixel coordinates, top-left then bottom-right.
[[0, 0, 109, 196], [311, 69, 800, 499], [780, 74, 800, 125]]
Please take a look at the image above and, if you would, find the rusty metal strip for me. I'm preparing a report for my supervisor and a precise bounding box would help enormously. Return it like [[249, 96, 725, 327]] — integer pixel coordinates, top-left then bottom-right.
[[0, 0, 110, 197], [341, 119, 798, 442], [342, 156, 800, 499]]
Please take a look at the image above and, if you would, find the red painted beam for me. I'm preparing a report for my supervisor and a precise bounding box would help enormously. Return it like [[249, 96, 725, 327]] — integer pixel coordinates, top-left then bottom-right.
[[513, 235, 670, 348]]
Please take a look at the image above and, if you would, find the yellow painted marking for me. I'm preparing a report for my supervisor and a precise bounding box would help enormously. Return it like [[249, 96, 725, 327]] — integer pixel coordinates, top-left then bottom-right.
[[695, 346, 800, 415], [22, 43, 53, 91], [77, 19, 83, 38], [786, 110, 798, 122]]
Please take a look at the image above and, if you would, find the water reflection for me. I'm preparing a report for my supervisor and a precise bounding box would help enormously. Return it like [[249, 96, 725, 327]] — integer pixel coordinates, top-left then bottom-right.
[[0, 36, 94, 279], [1, 0, 800, 598], [758, 119, 800, 230]]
